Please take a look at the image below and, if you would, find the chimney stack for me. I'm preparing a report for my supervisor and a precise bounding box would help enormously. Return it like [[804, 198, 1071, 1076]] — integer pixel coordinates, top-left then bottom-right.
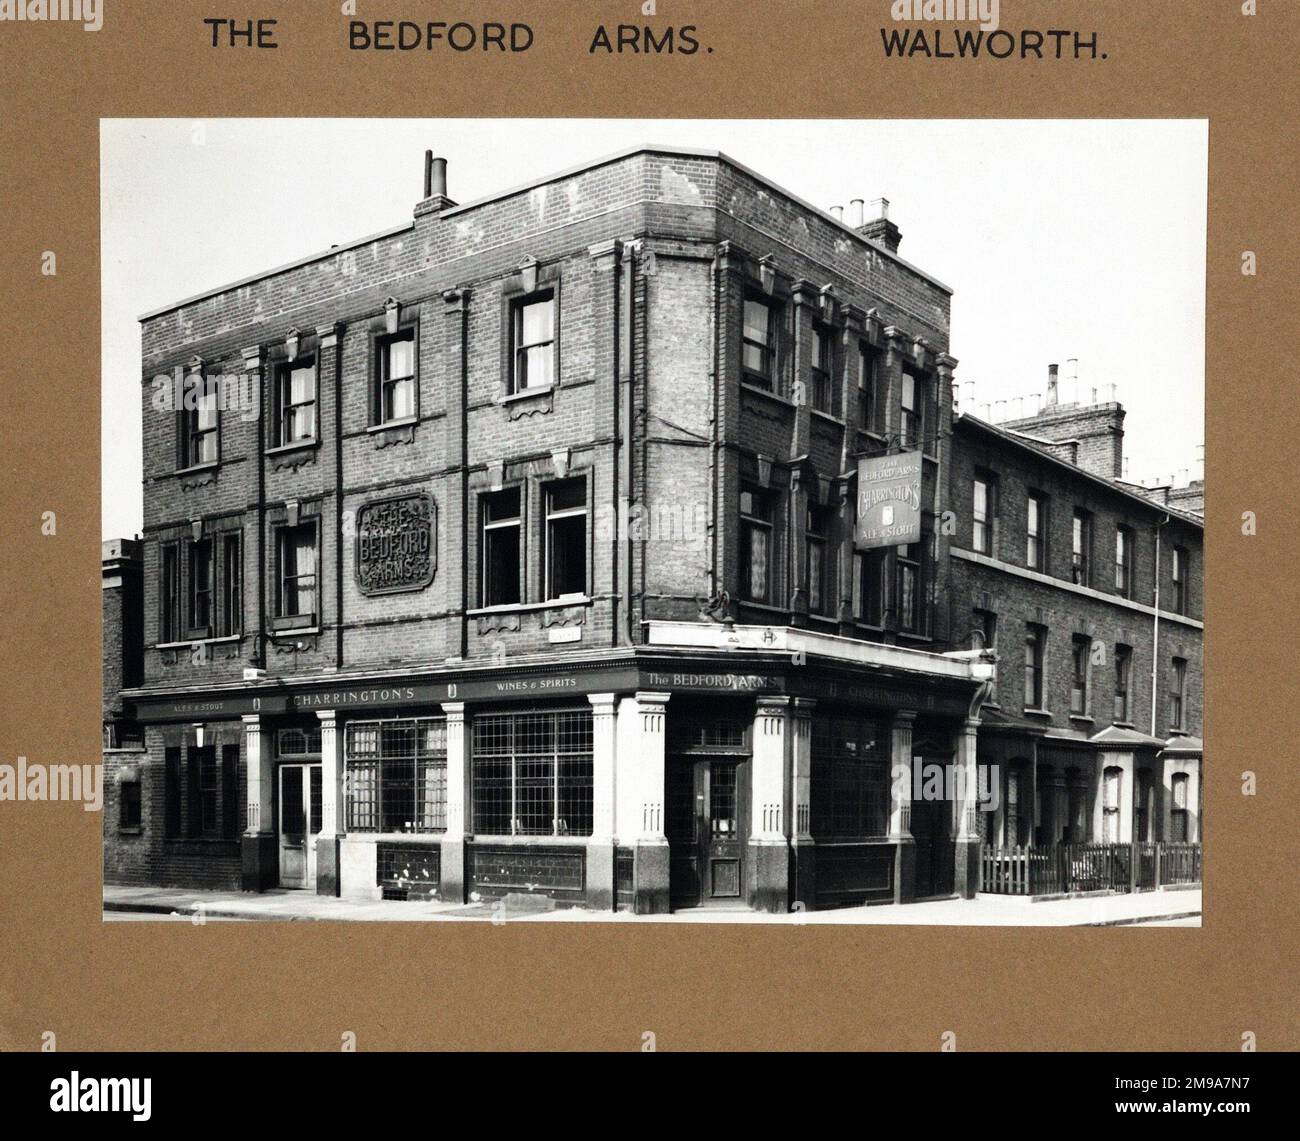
[[416, 152, 454, 217], [858, 197, 902, 253], [1047, 362, 1059, 407]]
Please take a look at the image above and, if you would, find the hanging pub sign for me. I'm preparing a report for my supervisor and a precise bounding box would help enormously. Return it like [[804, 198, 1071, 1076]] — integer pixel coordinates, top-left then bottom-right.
[[855, 451, 922, 549], [356, 493, 436, 595]]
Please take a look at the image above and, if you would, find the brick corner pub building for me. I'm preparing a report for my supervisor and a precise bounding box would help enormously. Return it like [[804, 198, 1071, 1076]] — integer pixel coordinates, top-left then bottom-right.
[[103, 146, 1201, 913]]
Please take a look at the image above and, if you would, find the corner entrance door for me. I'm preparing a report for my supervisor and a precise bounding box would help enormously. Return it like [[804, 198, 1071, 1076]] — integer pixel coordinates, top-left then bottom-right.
[[278, 764, 322, 890], [668, 758, 749, 908]]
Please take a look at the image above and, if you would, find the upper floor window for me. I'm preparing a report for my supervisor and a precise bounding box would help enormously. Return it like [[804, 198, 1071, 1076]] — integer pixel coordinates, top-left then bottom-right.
[[188, 538, 214, 636], [742, 297, 777, 389], [806, 505, 834, 614], [160, 542, 181, 643], [859, 344, 879, 432], [1072, 508, 1093, 586], [219, 532, 242, 638], [511, 292, 556, 393], [896, 541, 922, 633], [481, 487, 522, 607], [810, 323, 833, 414], [1070, 634, 1091, 716], [1114, 643, 1132, 723], [899, 371, 922, 448], [275, 358, 317, 445], [376, 329, 416, 423], [1026, 492, 1047, 571], [973, 472, 997, 555], [544, 479, 587, 601], [183, 372, 219, 467], [1024, 624, 1046, 710], [1172, 545, 1188, 614], [855, 548, 887, 627], [739, 487, 774, 604], [1114, 525, 1134, 598], [1169, 657, 1187, 731], [975, 608, 998, 655], [276, 521, 318, 625]]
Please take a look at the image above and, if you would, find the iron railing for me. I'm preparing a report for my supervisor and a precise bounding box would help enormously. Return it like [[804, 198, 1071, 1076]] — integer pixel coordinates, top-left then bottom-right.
[[981, 842, 1202, 896]]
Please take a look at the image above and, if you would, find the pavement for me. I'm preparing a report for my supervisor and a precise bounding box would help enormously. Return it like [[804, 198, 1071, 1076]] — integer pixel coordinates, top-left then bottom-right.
[[103, 884, 1200, 926]]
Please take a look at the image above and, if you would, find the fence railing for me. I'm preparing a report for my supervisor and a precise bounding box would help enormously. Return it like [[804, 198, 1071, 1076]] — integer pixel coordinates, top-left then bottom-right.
[[981, 842, 1202, 896]]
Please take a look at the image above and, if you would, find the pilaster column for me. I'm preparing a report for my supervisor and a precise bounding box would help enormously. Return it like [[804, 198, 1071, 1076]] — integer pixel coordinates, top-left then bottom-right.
[[439, 702, 468, 904], [586, 692, 619, 911], [889, 709, 917, 904], [636, 692, 670, 842], [589, 693, 618, 843], [242, 714, 271, 835], [315, 710, 342, 838], [314, 709, 343, 896], [240, 714, 276, 892], [790, 698, 817, 910], [633, 691, 670, 915], [954, 716, 982, 898], [750, 695, 792, 913]]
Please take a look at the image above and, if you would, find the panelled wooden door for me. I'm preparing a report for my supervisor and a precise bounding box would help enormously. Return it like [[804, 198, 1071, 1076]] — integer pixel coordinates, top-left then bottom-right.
[[910, 758, 955, 899], [278, 763, 322, 889], [667, 757, 750, 907]]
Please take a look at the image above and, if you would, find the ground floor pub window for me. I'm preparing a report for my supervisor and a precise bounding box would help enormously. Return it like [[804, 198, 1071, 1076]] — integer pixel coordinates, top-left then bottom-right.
[[810, 716, 889, 839], [472, 709, 593, 837], [346, 717, 447, 834]]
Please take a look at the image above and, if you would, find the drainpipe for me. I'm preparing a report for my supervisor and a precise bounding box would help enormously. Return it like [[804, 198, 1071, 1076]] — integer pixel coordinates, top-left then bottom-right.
[[1150, 513, 1169, 736], [707, 250, 719, 601], [333, 326, 344, 667], [619, 243, 636, 644]]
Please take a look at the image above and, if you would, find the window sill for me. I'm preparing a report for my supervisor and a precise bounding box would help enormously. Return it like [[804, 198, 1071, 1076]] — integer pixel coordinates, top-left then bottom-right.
[[1069, 714, 1095, 724], [740, 381, 795, 409], [155, 634, 243, 650], [1112, 721, 1135, 729], [270, 616, 318, 634], [811, 409, 846, 428], [367, 417, 418, 433], [173, 461, 220, 476], [467, 597, 591, 617], [466, 834, 593, 846], [266, 439, 320, 456], [1023, 708, 1053, 718], [117, 827, 143, 837], [498, 384, 555, 405]]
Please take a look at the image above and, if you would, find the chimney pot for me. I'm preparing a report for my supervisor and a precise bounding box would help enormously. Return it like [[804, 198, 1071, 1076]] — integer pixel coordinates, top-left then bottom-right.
[[830, 204, 844, 221], [1047, 362, 1059, 407], [871, 197, 890, 221], [848, 199, 865, 228], [425, 152, 448, 199]]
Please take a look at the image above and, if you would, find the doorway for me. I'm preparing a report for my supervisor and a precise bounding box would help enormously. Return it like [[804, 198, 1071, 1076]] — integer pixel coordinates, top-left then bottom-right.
[[278, 763, 322, 889], [667, 757, 750, 908]]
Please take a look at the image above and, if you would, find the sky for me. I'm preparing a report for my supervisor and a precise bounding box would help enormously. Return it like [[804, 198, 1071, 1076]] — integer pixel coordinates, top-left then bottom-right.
[[100, 118, 1207, 539]]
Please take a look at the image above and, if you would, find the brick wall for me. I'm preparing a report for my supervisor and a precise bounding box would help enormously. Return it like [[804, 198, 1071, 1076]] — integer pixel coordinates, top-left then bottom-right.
[[949, 416, 1203, 739], [135, 147, 959, 688]]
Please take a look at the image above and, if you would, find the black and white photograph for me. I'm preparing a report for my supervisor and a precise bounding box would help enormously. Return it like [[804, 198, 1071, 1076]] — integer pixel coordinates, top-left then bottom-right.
[[99, 118, 1206, 926]]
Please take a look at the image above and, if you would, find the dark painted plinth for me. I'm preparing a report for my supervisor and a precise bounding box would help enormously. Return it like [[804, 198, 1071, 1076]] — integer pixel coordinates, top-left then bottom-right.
[[954, 838, 981, 899], [791, 840, 817, 913], [750, 840, 791, 914], [893, 837, 917, 904], [634, 841, 671, 915], [240, 832, 277, 892], [315, 836, 340, 897]]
